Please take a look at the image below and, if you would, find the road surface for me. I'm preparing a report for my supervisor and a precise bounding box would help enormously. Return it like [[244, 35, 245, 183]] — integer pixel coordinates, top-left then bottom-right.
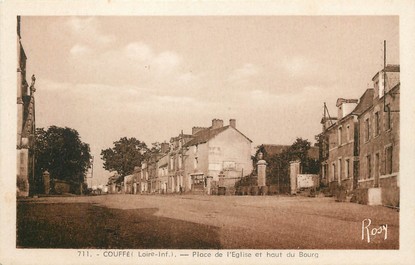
[[17, 194, 398, 249]]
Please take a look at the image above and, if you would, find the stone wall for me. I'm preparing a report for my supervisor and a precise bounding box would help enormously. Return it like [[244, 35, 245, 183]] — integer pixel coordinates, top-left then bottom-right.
[[53, 180, 71, 194]]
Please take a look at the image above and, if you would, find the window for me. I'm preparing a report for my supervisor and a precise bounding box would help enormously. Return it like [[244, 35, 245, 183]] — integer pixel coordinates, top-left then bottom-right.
[[365, 118, 370, 142], [367, 155, 372, 179], [332, 163, 336, 182], [385, 104, 391, 130], [338, 159, 342, 181], [374, 112, 380, 136], [178, 155, 182, 169], [194, 157, 198, 169], [385, 146, 393, 174], [346, 125, 350, 142], [170, 157, 174, 170], [345, 159, 350, 179], [338, 126, 342, 145]]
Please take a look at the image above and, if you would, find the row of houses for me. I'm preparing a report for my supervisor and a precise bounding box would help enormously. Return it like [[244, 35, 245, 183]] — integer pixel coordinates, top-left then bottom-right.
[[121, 119, 253, 195], [318, 65, 400, 206]]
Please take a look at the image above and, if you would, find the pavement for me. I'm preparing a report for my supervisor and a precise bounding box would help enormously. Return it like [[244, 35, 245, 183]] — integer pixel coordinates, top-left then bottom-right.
[[17, 194, 399, 249]]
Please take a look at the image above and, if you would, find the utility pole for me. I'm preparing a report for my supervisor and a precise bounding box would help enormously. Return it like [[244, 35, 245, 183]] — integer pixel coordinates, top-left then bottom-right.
[[89, 156, 94, 188], [383, 40, 387, 112]]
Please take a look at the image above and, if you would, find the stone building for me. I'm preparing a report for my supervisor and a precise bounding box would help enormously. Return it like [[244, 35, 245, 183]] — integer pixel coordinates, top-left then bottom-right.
[[16, 16, 36, 197], [145, 153, 162, 193], [156, 153, 169, 194], [162, 135, 189, 193], [320, 90, 374, 193], [138, 119, 253, 195], [182, 119, 253, 194], [357, 65, 400, 206]]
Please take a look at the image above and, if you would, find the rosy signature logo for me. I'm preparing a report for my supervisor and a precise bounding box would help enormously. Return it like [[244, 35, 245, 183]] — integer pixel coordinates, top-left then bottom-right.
[[362, 218, 388, 243]]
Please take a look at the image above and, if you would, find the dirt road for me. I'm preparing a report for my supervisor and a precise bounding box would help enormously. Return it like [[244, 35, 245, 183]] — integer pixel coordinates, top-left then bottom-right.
[[17, 194, 399, 249]]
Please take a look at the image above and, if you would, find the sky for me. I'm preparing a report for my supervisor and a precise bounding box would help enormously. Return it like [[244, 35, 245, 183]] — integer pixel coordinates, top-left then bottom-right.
[[20, 16, 399, 186]]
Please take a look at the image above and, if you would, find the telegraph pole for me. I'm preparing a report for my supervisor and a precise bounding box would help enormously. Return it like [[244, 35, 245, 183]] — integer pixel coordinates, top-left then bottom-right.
[[88, 156, 94, 188]]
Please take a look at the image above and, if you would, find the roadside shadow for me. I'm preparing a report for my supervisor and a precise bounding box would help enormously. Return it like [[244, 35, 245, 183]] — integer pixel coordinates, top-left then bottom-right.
[[17, 202, 222, 249]]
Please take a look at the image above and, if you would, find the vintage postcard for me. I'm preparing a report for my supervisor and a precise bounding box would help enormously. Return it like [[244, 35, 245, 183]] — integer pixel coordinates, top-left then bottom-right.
[[1, 0, 415, 265]]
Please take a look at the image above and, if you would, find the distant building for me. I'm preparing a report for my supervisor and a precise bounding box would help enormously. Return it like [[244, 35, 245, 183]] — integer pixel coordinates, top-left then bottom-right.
[[145, 153, 162, 193], [156, 153, 169, 194], [16, 16, 36, 197], [182, 119, 253, 194], [260, 144, 290, 158], [357, 65, 400, 206]]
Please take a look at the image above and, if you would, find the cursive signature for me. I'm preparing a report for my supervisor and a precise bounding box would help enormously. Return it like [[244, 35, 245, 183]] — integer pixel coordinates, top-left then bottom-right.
[[362, 218, 388, 243]]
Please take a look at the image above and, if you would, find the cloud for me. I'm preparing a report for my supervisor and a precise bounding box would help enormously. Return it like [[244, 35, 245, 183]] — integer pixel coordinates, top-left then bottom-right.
[[124, 43, 182, 73], [177, 72, 199, 83], [70, 44, 90, 55], [228, 63, 260, 82], [124, 42, 153, 61], [282, 56, 312, 76], [37, 78, 199, 112], [66, 17, 115, 53], [153, 51, 182, 73]]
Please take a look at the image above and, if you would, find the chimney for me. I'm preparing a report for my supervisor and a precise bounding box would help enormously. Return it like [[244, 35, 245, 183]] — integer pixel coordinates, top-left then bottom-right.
[[160, 142, 170, 153], [192, 127, 206, 135], [212, 119, 224, 129], [229, 119, 236, 128], [336, 98, 358, 120]]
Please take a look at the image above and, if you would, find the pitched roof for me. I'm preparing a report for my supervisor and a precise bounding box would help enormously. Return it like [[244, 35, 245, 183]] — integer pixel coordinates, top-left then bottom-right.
[[352, 88, 374, 115], [262, 144, 319, 159], [384, 64, 400, 72], [372, 64, 400, 80], [262, 144, 291, 156], [184, 125, 251, 147]]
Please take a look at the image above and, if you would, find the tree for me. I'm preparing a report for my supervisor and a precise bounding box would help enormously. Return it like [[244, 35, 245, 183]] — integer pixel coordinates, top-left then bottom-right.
[[264, 138, 319, 188], [101, 137, 148, 181], [148, 142, 162, 156], [35, 126, 92, 189]]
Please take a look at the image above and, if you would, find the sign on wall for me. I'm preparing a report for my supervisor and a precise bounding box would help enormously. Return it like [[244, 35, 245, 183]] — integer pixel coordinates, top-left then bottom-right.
[[223, 161, 236, 170]]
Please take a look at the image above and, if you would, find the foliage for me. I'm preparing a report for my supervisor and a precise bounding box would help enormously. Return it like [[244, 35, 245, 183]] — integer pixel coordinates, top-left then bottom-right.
[[148, 142, 162, 155], [101, 137, 148, 182], [35, 126, 92, 184], [235, 173, 257, 188], [255, 138, 320, 186]]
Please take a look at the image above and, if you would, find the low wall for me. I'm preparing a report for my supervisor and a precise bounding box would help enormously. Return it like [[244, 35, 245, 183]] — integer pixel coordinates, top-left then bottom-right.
[[355, 175, 399, 207], [297, 174, 319, 189], [381, 187, 399, 207], [235, 184, 290, 196], [353, 187, 399, 207], [53, 180, 71, 194]]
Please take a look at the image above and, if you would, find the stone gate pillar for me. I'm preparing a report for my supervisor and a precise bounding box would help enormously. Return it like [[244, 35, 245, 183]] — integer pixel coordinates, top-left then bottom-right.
[[42, 170, 50, 195], [257, 152, 267, 194], [206, 176, 213, 195], [289, 161, 300, 195]]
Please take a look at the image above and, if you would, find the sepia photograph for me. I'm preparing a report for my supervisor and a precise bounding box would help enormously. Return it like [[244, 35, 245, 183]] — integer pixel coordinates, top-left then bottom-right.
[[1, 1, 415, 265]]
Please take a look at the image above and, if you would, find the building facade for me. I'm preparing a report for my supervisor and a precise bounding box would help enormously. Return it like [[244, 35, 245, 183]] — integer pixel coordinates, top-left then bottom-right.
[[320, 91, 374, 193], [357, 65, 400, 206], [137, 119, 253, 195], [319, 64, 400, 206], [182, 119, 253, 194], [16, 16, 36, 197]]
